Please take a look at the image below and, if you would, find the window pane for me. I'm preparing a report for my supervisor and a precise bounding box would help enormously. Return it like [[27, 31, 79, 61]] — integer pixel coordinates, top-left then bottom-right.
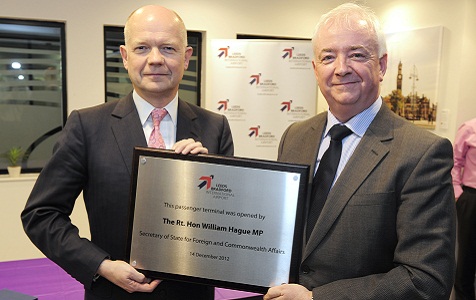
[[104, 26, 201, 105], [0, 19, 66, 173]]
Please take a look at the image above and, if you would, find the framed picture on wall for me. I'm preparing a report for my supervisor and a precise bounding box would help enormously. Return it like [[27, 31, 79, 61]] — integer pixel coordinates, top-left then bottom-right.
[[381, 26, 443, 130]]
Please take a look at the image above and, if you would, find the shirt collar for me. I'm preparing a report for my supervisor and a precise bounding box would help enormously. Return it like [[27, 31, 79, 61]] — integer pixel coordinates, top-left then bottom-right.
[[133, 90, 179, 126], [326, 97, 382, 138]]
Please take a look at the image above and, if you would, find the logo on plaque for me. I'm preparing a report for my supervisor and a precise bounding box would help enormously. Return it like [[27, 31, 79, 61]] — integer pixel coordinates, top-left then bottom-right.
[[198, 175, 214, 190]]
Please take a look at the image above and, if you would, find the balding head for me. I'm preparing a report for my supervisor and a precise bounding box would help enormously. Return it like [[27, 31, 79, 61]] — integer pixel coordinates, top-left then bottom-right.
[[119, 5, 193, 107], [124, 5, 188, 48]]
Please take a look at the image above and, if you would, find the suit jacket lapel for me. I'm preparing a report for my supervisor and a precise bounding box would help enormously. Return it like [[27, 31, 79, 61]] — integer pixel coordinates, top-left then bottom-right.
[[110, 93, 147, 175], [303, 105, 394, 259], [282, 113, 327, 180], [110, 97, 198, 175], [305, 114, 327, 178], [176, 99, 200, 141]]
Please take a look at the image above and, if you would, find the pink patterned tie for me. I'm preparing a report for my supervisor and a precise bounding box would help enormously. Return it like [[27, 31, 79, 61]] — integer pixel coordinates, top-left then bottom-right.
[[148, 108, 168, 149]]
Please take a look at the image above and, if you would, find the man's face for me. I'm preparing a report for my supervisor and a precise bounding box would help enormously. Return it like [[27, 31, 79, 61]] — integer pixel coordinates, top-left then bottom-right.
[[312, 21, 387, 121], [120, 14, 192, 104]]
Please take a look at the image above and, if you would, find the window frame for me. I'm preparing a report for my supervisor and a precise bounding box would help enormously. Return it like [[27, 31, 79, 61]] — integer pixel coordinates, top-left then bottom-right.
[[0, 17, 67, 174]]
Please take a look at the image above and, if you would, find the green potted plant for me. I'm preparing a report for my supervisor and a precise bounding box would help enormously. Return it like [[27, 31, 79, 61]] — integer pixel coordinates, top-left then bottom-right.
[[3, 146, 24, 177]]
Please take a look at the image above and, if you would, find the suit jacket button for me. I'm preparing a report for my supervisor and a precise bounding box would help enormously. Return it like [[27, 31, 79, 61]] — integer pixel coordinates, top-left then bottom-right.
[[301, 265, 310, 274]]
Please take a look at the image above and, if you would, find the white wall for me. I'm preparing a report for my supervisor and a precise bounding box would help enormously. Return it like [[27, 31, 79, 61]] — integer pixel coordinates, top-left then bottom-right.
[[0, 174, 90, 261], [1, 0, 475, 261], [2, 0, 474, 135], [455, 0, 476, 129]]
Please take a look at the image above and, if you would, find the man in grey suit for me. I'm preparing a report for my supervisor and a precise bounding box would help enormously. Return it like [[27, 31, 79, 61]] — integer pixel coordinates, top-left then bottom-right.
[[264, 3, 456, 300], [21, 5, 232, 300]]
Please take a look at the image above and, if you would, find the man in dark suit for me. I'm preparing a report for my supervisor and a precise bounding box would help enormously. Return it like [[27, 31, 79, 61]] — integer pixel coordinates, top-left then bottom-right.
[[21, 5, 232, 300], [264, 3, 456, 300]]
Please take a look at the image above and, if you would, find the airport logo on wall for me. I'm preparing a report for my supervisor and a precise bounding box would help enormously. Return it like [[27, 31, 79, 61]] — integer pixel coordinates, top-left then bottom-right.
[[280, 101, 292, 111], [249, 74, 261, 85], [280, 100, 312, 121], [248, 125, 278, 148], [282, 46, 313, 69], [217, 100, 228, 111], [217, 99, 246, 121], [218, 47, 229, 58], [217, 45, 247, 68], [282, 47, 293, 59], [249, 73, 279, 96], [249, 126, 260, 137]]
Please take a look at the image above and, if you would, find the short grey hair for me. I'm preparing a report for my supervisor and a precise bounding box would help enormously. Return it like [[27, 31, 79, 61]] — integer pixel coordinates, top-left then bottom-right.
[[311, 3, 387, 58]]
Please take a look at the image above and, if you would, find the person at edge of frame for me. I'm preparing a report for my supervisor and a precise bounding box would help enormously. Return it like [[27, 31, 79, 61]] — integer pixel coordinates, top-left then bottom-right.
[[264, 2, 456, 300], [21, 5, 233, 300]]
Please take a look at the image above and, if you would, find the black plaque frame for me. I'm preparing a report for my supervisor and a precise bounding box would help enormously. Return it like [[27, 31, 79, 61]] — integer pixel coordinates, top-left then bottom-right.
[[126, 147, 309, 294]]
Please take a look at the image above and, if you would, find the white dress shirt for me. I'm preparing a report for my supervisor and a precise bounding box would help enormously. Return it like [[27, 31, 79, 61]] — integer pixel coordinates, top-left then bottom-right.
[[133, 90, 178, 149], [316, 97, 382, 186]]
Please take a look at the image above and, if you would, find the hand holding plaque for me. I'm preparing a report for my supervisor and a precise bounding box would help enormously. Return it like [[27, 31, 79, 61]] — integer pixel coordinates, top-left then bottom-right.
[[126, 147, 309, 294]]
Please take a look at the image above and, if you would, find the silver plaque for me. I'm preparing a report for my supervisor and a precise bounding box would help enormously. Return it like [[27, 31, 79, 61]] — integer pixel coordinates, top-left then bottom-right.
[[127, 147, 309, 294]]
